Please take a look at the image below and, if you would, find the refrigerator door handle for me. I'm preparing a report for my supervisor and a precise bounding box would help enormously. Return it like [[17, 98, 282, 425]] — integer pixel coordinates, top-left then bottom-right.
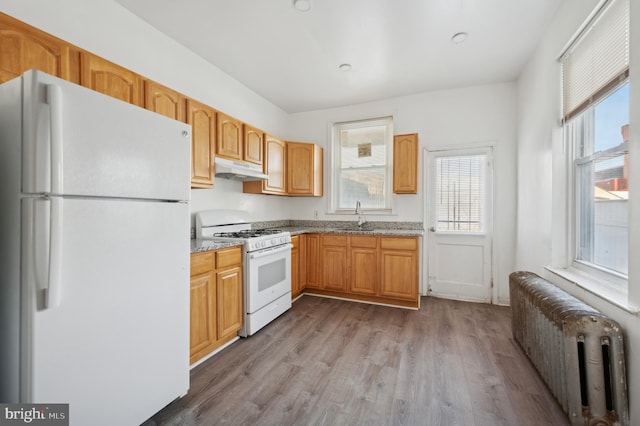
[[47, 84, 64, 194], [35, 196, 64, 309], [46, 197, 64, 308]]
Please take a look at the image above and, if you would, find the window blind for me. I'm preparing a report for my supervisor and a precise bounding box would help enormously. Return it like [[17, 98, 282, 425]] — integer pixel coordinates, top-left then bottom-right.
[[435, 155, 485, 232], [561, 0, 629, 120]]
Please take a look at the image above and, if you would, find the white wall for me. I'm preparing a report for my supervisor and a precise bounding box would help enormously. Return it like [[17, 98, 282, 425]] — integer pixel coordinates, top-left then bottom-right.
[[288, 83, 518, 304], [0, 0, 292, 224], [516, 0, 640, 421]]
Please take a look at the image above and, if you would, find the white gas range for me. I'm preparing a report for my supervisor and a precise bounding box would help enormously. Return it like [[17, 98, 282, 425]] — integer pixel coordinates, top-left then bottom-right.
[[195, 210, 292, 337]]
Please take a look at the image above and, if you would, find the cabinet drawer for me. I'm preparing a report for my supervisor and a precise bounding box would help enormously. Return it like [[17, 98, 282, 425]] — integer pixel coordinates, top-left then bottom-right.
[[322, 235, 348, 246], [216, 246, 243, 269], [380, 237, 418, 251], [190, 252, 214, 276], [349, 235, 377, 248]]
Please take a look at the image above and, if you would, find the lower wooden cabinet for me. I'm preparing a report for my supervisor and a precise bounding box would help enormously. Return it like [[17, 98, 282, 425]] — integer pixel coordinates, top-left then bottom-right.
[[190, 247, 243, 364], [304, 234, 419, 308], [321, 235, 348, 291], [349, 236, 378, 296], [379, 237, 419, 301], [291, 235, 308, 300], [305, 234, 321, 289]]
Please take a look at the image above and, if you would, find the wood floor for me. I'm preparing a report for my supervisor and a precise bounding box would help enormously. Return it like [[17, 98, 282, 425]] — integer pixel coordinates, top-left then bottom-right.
[[144, 296, 569, 426]]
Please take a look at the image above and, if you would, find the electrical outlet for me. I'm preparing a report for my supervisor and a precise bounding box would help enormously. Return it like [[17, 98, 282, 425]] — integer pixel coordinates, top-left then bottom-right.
[[313, 210, 319, 220]]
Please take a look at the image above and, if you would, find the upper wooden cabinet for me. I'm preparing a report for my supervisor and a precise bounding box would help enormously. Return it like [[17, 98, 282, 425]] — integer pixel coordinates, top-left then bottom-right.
[[187, 99, 217, 188], [80, 52, 143, 106], [217, 116, 264, 166], [393, 133, 418, 194], [243, 125, 264, 166], [216, 112, 243, 161], [243, 134, 286, 195], [287, 142, 323, 197], [144, 80, 185, 122], [0, 13, 79, 84]]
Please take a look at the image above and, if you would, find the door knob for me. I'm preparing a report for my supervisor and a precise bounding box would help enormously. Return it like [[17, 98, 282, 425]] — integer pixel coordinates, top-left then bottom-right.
[[429, 226, 436, 232]]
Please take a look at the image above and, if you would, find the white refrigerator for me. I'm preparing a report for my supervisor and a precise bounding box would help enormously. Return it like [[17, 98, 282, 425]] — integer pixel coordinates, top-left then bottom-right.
[[0, 70, 191, 425]]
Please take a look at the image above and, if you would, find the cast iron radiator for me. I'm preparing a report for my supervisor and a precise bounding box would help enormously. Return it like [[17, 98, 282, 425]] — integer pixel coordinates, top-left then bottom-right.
[[509, 271, 629, 426]]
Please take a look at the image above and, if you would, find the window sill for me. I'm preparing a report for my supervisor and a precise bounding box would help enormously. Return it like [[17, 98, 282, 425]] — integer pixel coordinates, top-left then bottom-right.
[[545, 266, 638, 314]]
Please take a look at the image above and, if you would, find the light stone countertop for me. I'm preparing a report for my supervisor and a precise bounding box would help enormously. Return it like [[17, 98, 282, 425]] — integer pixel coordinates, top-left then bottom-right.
[[190, 225, 424, 253], [190, 239, 243, 254], [281, 226, 424, 237]]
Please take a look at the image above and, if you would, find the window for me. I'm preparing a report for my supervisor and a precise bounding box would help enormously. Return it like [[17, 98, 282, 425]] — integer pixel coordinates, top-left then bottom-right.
[[331, 117, 393, 213], [562, 0, 629, 279], [434, 154, 486, 232]]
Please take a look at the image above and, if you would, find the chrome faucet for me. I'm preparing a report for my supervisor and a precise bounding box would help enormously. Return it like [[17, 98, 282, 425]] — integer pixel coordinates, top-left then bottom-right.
[[355, 200, 366, 228]]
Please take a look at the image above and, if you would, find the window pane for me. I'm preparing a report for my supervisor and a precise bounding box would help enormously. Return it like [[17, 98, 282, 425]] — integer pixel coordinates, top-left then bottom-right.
[[340, 126, 387, 168], [435, 155, 485, 232], [333, 117, 392, 211], [339, 168, 386, 209], [592, 82, 630, 154], [575, 83, 629, 275]]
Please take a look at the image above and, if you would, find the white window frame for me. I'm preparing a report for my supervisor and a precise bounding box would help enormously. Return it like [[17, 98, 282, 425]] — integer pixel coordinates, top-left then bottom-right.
[[564, 87, 629, 288], [329, 117, 394, 214]]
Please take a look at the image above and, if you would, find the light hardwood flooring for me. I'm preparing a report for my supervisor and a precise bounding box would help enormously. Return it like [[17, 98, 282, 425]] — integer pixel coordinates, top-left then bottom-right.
[[144, 296, 569, 426]]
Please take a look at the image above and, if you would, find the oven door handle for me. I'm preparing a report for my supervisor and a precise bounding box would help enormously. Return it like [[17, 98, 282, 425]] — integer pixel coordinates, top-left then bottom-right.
[[249, 243, 293, 259]]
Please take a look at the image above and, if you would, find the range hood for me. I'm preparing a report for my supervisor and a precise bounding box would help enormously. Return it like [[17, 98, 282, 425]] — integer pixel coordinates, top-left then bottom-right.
[[214, 157, 268, 181]]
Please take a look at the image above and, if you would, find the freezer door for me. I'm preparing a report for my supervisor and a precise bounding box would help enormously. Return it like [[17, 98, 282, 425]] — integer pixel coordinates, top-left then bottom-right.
[[21, 70, 191, 201], [22, 196, 189, 425]]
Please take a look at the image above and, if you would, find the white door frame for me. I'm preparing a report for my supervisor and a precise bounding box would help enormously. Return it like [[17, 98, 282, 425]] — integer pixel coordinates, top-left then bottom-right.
[[422, 145, 496, 303]]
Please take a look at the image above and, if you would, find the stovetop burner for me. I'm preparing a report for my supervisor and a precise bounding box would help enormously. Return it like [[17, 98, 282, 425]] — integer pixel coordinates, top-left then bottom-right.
[[213, 229, 283, 239]]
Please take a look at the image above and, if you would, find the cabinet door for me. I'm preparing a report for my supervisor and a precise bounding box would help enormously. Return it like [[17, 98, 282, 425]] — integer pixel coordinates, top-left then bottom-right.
[[190, 272, 217, 363], [264, 135, 287, 193], [80, 52, 143, 106], [287, 142, 323, 196], [350, 236, 378, 295], [298, 234, 307, 292], [0, 15, 79, 84], [187, 99, 216, 188], [216, 112, 242, 160], [321, 235, 348, 292], [291, 236, 300, 299], [393, 133, 418, 194], [305, 234, 321, 289], [244, 124, 264, 166], [243, 135, 286, 195], [216, 266, 243, 340], [144, 80, 185, 121], [380, 247, 418, 301]]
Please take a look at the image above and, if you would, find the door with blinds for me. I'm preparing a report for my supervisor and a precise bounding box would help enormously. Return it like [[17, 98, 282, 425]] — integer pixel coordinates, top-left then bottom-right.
[[426, 147, 493, 302]]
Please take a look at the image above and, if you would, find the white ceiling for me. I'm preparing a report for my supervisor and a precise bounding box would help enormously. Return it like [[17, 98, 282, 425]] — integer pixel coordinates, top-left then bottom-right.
[[115, 0, 561, 113]]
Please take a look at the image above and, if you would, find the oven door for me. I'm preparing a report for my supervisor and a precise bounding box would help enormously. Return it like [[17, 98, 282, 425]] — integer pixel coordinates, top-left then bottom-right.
[[245, 243, 292, 314]]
